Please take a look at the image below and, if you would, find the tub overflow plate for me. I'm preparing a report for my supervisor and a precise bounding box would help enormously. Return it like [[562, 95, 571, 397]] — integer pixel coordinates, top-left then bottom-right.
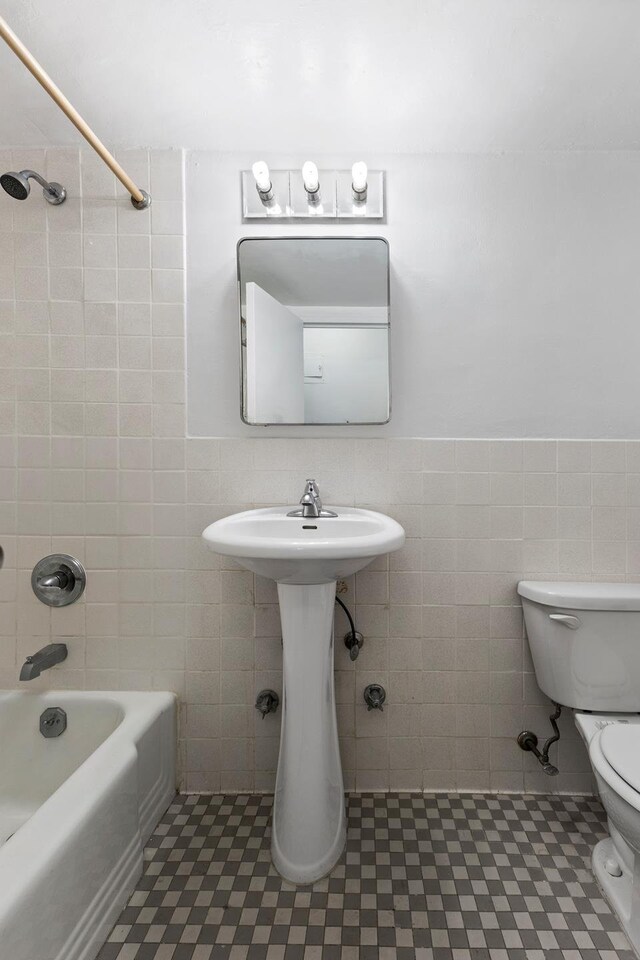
[[40, 706, 67, 738]]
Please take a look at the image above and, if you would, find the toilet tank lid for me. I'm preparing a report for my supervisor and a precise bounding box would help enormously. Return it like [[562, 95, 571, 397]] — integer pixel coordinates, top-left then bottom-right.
[[518, 580, 640, 610]]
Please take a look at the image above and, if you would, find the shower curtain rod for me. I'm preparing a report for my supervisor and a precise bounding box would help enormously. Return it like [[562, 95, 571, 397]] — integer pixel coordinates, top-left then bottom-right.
[[0, 15, 150, 209]]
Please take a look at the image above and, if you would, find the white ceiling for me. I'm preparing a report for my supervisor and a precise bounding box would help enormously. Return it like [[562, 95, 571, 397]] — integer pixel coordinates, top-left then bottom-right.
[[1, 0, 639, 153]]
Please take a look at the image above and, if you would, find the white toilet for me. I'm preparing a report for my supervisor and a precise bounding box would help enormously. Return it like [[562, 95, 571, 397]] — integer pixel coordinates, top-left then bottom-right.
[[519, 580, 640, 953]]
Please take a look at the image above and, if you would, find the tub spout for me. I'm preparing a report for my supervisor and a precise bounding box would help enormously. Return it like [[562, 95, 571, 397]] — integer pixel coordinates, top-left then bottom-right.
[[20, 642, 68, 681]]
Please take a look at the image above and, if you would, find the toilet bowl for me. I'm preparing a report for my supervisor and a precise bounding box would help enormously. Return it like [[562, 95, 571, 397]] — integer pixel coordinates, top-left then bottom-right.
[[518, 581, 640, 955], [575, 713, 640, 947]]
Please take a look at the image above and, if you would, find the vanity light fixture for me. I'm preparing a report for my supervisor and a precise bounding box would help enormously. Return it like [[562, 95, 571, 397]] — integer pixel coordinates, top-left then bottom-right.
[[302, 160, 321, 203], [351, 161, 368, 202], [252, 160, 274, 203], [241, 163, 384, 219]]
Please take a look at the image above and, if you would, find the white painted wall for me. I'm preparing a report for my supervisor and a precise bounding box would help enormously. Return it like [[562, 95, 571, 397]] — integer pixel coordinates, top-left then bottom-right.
[[2, 1, 640, 154], [187, 150, 640, 438]]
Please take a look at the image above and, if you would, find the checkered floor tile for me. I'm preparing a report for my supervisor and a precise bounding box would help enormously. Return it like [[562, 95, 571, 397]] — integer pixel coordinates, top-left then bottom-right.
[[96, 792, 635, 960]]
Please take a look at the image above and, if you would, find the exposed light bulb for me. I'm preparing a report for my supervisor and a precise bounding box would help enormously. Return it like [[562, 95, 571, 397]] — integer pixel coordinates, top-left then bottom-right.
[[252, 160, 272, 197], [302, 160, 320, 195], [351, 160, 368, 199]]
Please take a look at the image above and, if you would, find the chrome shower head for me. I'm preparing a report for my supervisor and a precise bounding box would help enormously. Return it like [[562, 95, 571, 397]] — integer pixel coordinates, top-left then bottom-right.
[[0, 169, 66, 205], [1, 171, 29, 200]]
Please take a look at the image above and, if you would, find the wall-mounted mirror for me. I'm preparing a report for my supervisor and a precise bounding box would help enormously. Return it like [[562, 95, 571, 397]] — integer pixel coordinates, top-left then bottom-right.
[[238, 237, 390, 425]]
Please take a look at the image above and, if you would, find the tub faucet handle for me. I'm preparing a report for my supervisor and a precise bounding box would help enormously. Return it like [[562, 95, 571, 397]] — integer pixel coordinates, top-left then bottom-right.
[[37, 571, 69, 590], [32, 554, 86, 607]]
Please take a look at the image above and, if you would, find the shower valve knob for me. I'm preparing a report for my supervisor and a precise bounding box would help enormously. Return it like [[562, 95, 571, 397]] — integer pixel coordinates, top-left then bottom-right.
[[31, 554, 86, 607]]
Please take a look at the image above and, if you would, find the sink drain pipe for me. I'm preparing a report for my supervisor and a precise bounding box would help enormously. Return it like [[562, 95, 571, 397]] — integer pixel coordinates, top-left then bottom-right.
[[516, 702, 562, 775]]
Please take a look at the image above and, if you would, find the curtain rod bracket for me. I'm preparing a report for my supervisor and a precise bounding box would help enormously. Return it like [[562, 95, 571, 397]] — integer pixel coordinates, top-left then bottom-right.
[[131, 190, 151, 210]]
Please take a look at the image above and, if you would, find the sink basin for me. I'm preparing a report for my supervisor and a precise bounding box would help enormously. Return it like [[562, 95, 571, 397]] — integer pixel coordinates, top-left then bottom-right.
[[202, 503, 405, 884], [202, 505, 405, 584]]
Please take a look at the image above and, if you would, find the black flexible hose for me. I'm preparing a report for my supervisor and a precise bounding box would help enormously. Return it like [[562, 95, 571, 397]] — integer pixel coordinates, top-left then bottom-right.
[[335, 595, 356, 636], [335, 596, 359, 660]]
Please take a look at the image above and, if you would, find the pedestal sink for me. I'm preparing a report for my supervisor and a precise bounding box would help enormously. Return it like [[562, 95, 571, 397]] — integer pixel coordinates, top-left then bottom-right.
[[202, 505, 405, 884]]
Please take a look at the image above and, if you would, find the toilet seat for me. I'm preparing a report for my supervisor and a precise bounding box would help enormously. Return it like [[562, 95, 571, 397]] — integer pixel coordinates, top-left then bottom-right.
[[600, 725, 640, 796], [587, 722, 640, 816]]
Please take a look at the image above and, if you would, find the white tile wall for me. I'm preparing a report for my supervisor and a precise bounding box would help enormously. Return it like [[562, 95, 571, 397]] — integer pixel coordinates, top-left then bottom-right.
[[3, 147, 638, 796]]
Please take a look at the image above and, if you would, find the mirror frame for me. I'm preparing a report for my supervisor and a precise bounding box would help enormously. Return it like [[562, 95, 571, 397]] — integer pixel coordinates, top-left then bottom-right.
[[237, 235, 391, 427]]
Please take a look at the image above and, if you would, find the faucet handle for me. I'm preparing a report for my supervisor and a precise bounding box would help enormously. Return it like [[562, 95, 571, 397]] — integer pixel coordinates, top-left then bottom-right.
[[37, 572, 69, 590], [32, 554, 86, 608], [287, 478, 337, 518]]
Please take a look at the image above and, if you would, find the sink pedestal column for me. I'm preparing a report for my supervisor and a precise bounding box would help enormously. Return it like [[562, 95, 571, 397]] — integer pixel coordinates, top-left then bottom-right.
[[272, 581, 346, 884]]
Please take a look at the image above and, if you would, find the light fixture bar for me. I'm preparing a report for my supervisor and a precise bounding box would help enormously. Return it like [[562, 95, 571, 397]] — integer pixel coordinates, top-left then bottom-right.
[[242, 165, 384, 220]]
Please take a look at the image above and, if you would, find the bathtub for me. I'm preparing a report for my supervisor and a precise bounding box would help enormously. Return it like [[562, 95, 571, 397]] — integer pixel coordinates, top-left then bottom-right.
[[0, 690, 176, 960]]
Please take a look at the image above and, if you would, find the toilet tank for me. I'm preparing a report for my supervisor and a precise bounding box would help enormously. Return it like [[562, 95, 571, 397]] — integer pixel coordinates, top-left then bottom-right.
[[518, 581, 640, 712]]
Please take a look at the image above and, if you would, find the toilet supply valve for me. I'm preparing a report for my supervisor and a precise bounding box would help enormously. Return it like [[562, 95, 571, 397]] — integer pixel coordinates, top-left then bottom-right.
[[516, 702, 562, 775], [255, 689, 279, 719], [364, 683, 386, 711]]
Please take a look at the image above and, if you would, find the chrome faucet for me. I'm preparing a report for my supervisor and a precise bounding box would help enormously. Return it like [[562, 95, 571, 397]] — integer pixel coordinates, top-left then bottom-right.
[[287, 479, 338, 519], [19, 643, 68, 681]]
